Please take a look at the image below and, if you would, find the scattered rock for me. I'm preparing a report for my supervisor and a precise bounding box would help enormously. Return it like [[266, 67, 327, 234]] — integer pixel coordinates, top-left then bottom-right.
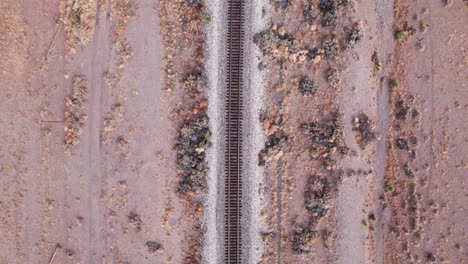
[[146, 240, 162, 254], [426, 252, 436, 262], [259, 115, 290, 165], [258, 131, 289, 165]]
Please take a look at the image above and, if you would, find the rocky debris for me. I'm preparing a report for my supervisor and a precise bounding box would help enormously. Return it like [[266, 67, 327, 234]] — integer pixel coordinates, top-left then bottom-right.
[[128, 212, 143, 232], [64, 249, 74, 258], [145, 240, 162, 254], [176, 114, 211, 195], [258, 131, 289, 166], [326, 68, 340, 89], [442, 0, 453, 8], [299, 77, 318, 95], [259, 115, 290, 165], [302, 111, 348, 170], [292, 226, 318, 254], [323, 36, 339, 59], [345, 23, 363, 49], [61, 0, 97, 49], [305, 178, 331, 218], [303, 5, 317, 24], [395, 137, 409, 150], [64, 76, 88, 154], [352, 113, 376, 149], [322, 9, 337, 27]]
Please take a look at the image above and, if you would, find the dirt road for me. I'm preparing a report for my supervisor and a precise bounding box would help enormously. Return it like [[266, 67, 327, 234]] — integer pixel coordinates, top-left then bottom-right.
[[0, 0, 196, 263]]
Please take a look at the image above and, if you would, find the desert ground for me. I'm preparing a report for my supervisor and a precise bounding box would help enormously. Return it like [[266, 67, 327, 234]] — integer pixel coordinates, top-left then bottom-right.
[[0, 0, 466, 263]]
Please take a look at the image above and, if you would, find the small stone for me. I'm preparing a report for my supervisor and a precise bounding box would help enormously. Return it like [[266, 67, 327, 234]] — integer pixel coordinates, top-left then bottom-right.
[[416, 41, 425, 52], [299, 54, 307, 62], [278, 27, 286, 36], [119, 181, 128, 189], [312, 55, 322, 64], [146, 240, 161, 254]]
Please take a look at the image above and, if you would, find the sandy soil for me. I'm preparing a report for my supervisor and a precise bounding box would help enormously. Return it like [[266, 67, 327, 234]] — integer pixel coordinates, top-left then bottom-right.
[[0, 0, 199, 263], [0, 0, 466, 263], [383, 0, 467, 263], [253, 0, 466, 263]]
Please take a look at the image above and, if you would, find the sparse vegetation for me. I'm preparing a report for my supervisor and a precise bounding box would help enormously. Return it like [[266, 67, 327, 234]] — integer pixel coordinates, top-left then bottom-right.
[[303, 5, 317, 24], [390, 80, 400, 89], [176, 114, 211, 195], [64, 76, 88, 154], [319, 0, 338, 26], [345, 23, 363, 49], [395, 30, 408, 41], [395, 97, 409, 121], [305, 178, 331, 218], [352, 113, 376, 149], [299, 78, 318, 95], [61, 0, 97, 47], [292, 226, 318, 254], [323, 36, 339, 59], [395, 137, 409, 150], [302, 111, 348, 170], [326, 68, 340, 89], [372, 51, 382, 71]]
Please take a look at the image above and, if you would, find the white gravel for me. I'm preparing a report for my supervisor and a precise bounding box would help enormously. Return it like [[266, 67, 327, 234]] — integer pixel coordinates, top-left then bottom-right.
[[203, 0, 268, 263], [203, 0, 227, 263], [241, 0, 269, 263]]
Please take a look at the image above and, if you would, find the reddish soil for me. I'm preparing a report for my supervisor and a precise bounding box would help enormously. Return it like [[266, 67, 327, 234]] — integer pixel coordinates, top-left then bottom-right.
[[0, 0, 206, 263]]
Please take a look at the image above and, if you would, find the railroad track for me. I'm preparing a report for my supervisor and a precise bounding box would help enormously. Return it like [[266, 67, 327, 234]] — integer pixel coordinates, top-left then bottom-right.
[[225, 0, 245, 263]]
